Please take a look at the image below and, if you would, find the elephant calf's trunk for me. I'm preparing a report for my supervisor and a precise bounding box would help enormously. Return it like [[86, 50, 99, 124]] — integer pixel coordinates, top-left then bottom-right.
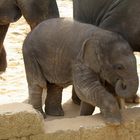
[[115, 79, 138, 99], [117, 97, 126, 110]]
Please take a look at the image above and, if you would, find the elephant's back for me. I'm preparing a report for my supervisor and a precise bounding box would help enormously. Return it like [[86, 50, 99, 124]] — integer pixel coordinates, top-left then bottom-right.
[[23, 18, 97, 86], [28, 18, 98, 56]]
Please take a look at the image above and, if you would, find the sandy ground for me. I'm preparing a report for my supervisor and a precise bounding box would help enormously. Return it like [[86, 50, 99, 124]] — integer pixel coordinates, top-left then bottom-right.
[[0, 0, 140, 120]]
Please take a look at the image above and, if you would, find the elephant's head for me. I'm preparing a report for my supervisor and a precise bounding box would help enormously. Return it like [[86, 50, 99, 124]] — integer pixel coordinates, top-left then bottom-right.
[[0, 0, 22, 25], [81, 30, 139, 99]]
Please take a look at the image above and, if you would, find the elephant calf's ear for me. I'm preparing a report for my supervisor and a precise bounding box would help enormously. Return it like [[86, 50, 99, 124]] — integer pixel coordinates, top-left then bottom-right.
[[80, 38, 100, 73]]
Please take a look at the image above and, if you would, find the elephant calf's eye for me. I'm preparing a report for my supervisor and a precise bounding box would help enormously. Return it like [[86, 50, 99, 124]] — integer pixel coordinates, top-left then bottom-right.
[[113, 64, 124, 70]]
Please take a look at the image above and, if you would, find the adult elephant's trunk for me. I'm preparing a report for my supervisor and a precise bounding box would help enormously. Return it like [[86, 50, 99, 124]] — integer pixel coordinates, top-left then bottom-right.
[[115, 77, 139, 98]]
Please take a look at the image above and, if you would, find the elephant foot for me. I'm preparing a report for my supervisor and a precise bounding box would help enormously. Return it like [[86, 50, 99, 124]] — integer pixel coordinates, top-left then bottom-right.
[[100, 94, 122, 125], [45, 105, 64, 116], [101, 109, 122, 126], [125, 95, 140, 103]]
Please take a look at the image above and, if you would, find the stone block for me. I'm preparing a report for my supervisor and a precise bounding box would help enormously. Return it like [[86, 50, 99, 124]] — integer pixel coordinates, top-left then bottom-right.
[[0, 103, 44, 139], [44, 108, 140, 140], [0, 103, 140, 140]]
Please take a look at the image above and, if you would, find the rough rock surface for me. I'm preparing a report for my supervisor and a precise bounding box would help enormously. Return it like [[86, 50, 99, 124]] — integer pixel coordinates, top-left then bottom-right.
[[45, 108, 140, 140], [0, 103, 140, 140], [0, 103, 44, 140]]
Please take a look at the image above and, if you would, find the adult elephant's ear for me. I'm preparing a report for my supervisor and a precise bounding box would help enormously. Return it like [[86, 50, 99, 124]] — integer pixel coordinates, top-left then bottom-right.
[[78, 37, 102, 73]]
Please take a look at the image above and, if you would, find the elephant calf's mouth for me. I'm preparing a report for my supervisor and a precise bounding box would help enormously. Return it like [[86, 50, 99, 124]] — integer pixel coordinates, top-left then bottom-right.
[[121, 82, 127, 90]]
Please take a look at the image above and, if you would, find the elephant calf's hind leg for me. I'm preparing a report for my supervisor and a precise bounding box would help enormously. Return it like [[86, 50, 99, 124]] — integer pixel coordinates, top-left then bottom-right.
[[72, 86, 81, 105], [45, 82, 64, 116], [29, 85, 46, 118]]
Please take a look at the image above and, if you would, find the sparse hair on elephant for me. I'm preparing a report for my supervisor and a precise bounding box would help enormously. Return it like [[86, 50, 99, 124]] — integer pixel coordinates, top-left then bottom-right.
[[0, 0, 59, 72], [22, 18, 138, 125]]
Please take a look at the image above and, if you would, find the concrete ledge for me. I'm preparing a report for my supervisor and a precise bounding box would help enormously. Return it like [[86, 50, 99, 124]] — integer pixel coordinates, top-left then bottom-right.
[[45, 108, 140, 140], [0, 103, 140, 140], [0, 103, 44, 140]]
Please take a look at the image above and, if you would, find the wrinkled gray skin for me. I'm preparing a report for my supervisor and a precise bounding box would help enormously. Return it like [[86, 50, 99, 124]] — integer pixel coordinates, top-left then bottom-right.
[[23, 18, 138, 124], [73, 0, 140, 103], [0, 0, 59, 72]]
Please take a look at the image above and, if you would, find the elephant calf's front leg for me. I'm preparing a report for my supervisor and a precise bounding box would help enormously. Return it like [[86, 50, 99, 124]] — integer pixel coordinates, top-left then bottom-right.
[[45, 82, 64, 116], [73, 62, 121, 125]]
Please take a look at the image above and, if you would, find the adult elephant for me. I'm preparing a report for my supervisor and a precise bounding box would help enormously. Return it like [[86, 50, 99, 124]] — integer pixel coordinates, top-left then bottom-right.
[[0, 0, 59, 72], [73, 0, 140, 103]]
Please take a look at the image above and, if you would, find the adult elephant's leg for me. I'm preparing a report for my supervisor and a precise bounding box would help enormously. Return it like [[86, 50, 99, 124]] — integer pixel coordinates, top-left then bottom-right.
[[72, 86, 81, 105], [0, 24, 9, 72], [45, 82, 64, 116], [0, 47, 7, 72], [80, 101, 95, 115], [17, 0, 59, 29], [47, 0, 60, 18], [28, 84, 46, 118]]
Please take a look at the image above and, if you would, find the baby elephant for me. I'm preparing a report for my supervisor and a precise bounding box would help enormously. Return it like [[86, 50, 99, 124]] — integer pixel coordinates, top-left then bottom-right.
[[23, 18, 138, 125]]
